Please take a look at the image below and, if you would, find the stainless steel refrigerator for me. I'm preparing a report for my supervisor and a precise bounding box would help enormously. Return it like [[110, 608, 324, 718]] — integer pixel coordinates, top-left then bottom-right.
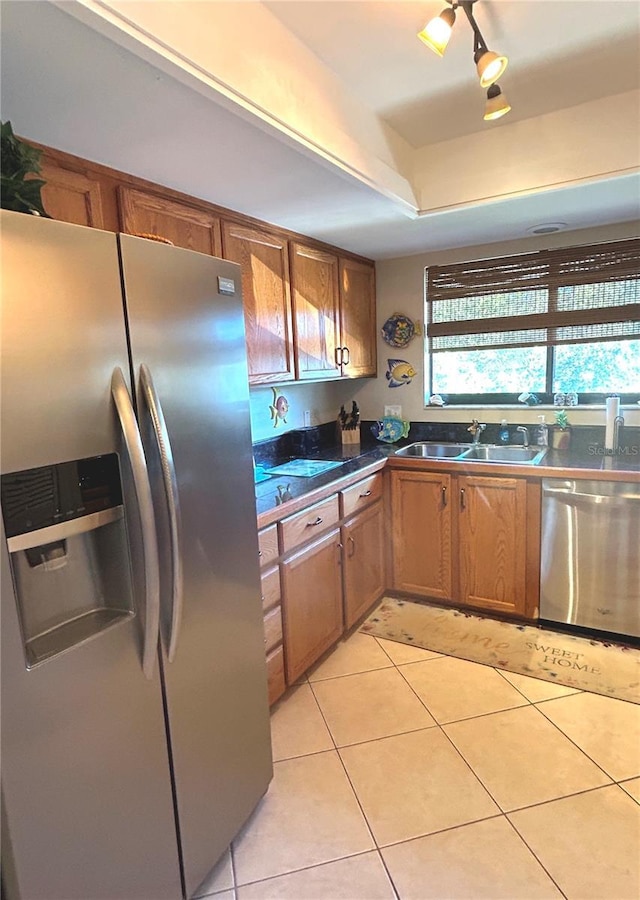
[[0, 210, 273, 900]]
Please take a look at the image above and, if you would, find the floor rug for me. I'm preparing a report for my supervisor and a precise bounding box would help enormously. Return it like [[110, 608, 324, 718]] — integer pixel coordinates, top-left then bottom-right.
[[361, 597, 640, 705]]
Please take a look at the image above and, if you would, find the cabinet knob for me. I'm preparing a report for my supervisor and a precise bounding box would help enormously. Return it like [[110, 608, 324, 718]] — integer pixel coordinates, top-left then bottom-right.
[[306, 516, 323, 527]]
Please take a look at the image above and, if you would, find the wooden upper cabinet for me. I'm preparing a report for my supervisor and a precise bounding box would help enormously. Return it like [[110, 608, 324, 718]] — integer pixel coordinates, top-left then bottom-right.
[[290, 242, 341, 380], [458, 475, 527, 617], [222, 220, 295, 384], [118, 187, 222, 256], [40, 162, 105, 229], [339, 257, 377, 378]]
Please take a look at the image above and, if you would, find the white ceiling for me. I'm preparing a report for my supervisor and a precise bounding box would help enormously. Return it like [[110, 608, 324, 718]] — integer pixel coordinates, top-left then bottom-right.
[[265, 1, 640, 147], [1, 1, 638, 260]]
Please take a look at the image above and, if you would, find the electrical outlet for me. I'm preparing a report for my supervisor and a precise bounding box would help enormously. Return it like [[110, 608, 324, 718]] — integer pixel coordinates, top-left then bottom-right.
[[385, 405, 402, 418], [303, 410, 311, 427]]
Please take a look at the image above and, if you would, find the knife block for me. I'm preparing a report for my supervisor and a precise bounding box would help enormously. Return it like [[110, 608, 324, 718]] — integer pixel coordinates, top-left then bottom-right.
[[340, 426, 361, 445]]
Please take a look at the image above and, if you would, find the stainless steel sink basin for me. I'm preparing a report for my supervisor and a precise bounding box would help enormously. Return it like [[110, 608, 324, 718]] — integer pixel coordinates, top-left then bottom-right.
[[395, 442, 548, 465], [461, 445, 548, 465], [394, 442, 472, 458]]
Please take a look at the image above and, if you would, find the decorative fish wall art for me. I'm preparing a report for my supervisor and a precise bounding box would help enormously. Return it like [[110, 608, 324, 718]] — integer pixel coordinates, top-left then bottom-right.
[[386, 358, 416, 388], [269, 387, 289, 427]]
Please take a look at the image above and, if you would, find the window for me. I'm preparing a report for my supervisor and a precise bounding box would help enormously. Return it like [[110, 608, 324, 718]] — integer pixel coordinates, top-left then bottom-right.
[[426, 239, 640, 404]]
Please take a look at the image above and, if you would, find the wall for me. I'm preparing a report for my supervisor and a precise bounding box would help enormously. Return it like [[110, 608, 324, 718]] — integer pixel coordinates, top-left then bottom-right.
[[249, 380, 364, 442], [351, 220, 640, 430]]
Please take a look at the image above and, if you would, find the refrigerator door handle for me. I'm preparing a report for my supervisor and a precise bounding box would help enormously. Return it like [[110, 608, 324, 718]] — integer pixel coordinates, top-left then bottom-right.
[[111, 367, 161, 679], [139, 364, 184, 662]]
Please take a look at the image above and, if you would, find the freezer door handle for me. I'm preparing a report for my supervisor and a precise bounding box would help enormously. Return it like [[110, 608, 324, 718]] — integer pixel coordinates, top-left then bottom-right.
[[111, 367, 160, 679], [139, 364, 184, 662]]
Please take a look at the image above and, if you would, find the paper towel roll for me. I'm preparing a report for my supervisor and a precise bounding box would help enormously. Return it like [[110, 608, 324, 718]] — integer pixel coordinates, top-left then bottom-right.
[[605, 396, 620, 450]]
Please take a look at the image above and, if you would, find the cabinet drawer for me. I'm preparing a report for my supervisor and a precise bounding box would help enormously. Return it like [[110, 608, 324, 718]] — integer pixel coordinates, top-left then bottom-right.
[[261, 566, 281, 612], [266, 645, 286, 706], [258, 524, 279, 568], [279, 495, 339, 553], [340, 472, 383, 518], [263, 605, 283, 654]]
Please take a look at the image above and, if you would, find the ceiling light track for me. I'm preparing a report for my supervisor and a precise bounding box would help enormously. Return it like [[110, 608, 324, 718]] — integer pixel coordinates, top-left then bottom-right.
[[417, 0, 511, 122]]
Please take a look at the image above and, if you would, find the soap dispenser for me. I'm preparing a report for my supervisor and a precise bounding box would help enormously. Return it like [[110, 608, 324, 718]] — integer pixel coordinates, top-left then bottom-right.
[[499, 419, 510, 444], [536, 415, 548, 447]]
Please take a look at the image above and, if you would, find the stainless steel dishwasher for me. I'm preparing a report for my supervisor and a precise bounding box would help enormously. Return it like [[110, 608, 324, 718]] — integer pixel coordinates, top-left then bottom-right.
[[540, 479, 640, 639]]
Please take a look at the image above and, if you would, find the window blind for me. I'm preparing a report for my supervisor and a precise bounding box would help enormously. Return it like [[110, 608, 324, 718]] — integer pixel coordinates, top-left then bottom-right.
[[426, 239, 640, 353]]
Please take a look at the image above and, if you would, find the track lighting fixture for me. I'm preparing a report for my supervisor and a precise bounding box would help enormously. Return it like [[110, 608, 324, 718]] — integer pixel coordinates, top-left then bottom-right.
[[417, 5, 456, 56], [483, 83, 511, 121], [417, 0, 511, 121]]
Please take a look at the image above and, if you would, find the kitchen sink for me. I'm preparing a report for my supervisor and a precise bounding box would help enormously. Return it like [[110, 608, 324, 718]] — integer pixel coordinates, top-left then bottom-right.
[[460, 445, 548, 465], [395, 442, 548, 465], [394, 442, 473, 458]]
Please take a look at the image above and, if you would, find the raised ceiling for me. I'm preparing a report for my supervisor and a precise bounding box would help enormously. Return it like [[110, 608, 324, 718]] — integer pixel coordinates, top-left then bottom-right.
[[1, 0, 638, 259]]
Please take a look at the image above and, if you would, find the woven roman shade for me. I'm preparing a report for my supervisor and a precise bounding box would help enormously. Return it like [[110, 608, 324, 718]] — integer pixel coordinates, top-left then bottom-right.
[[426, 239, 640, 353]]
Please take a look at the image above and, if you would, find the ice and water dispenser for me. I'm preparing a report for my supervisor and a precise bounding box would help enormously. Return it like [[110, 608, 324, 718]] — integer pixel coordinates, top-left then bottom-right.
[[1, 454, 135, 667]]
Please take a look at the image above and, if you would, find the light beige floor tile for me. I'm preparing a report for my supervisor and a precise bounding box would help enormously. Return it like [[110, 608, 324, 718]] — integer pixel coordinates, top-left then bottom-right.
[[509, 785, 640, 900], [620, 777, 640, 804], [400, 655, 528, 724], [232, 750, 373, 885], [308, 632, 394, 682], [375, 636, 442, 665], [382, 816, 563, 899], [210, 892, 234, 900], [497, 668, 581, 702], [312, 667, 436, 747], [444, 705, 611, 811], [236, 851, 395, 899], [535, 691, 640, 781], [270, 683, 333, 761], [339, 728, 499, 846], [193, 848, 234, 897]]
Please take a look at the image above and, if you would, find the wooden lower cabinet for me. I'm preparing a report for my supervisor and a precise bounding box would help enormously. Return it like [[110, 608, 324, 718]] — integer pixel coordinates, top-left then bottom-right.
[[458, 475, 527, 616], [390, 470, 452, 600], [391, 468, 536, 619], [342, 500, 385, 629], [281, 529, 344, 684]]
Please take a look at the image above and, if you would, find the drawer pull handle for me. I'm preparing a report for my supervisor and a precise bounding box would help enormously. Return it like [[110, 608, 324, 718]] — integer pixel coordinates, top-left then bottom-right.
[[359, 490, 372, 498], [258, 550, 263, 558], [307, 516, 323, 527]]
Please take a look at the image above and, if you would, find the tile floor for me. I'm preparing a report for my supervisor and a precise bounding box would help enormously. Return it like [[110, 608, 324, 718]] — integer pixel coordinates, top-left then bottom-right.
[[201, 629, 640, 900]]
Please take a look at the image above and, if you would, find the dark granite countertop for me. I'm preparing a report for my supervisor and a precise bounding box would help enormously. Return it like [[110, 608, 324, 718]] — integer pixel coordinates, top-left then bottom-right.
[[254, 422, 640, 525]]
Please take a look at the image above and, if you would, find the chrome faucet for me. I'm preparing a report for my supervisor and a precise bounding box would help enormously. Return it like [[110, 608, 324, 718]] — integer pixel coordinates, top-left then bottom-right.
[[516, 426, 530, 448], [467, 420, 487, 445]]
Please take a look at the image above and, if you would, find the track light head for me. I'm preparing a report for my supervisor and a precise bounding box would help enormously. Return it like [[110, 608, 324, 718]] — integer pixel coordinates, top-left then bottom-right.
[[483, 83, 511, 121], [417, 5, 457, 57], [475, 48, 508, 88]]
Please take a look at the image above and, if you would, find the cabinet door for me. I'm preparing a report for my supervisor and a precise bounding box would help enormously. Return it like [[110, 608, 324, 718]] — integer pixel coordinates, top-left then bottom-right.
[[339, 257, 376, 378], [281, 529, 343, 683], [40, 162, 105, 228], [118, 187, 222, 255], [390, 470, 452, 599], [222, 221, 295, 384], [290, 242, 341, 380], [342, 501, 385, 629], [458, 476, 527, 616]]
